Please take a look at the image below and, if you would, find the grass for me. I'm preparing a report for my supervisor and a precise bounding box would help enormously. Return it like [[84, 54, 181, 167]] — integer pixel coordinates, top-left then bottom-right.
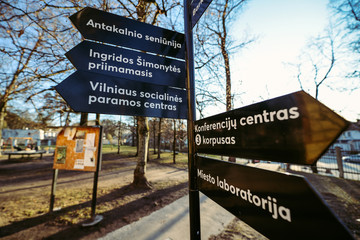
[[150, 151, 188, 169], [0, 149, 189, 227], [101, 144, 188, 169]]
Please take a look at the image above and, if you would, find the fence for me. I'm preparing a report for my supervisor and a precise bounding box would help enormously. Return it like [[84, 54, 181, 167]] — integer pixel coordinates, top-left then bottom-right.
[[286, 147, 360, 181]]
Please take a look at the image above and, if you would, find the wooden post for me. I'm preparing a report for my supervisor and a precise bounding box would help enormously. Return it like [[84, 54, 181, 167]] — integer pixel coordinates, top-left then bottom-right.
[[336, 147, 344, 178], [49, 169, 59, 212]]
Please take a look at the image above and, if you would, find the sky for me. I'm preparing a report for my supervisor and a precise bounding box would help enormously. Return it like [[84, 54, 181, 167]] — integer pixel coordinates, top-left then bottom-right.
[[216, 0, 360, 122]]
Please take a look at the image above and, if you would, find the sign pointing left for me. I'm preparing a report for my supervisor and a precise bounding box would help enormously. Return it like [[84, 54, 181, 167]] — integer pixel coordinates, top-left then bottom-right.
[[69, 7, 185, 59], [55, 71, 187, 119], [65, 40, 186, 88]]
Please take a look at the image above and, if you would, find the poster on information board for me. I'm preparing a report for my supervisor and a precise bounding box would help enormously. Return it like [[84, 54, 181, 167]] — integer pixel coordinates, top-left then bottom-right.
[[53, 126, 102, 172]]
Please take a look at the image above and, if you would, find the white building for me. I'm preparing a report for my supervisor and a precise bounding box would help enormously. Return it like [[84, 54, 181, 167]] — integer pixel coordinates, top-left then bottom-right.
[[2, 129, 44, 140], [332, 121, 360, 152]]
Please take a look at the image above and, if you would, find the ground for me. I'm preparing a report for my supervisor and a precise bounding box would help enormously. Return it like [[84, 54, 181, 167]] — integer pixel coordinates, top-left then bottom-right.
[[0, 150, 359, 239]]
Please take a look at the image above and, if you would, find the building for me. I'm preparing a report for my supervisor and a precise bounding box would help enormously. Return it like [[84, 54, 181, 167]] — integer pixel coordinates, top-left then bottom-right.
[[332, 121, 360, 152]]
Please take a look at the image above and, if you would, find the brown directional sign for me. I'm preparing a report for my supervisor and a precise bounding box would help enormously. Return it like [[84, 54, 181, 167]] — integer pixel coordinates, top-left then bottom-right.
[[197, 156, 355, 239], [69, 7, 185, 59], [194, 91, 349, 165]]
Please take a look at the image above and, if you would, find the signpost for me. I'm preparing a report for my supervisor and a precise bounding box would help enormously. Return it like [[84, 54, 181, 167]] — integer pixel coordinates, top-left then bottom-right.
[[196, 156, 354, 239], [185, 1, 354, 239], [55, 71, 187, 119], [194, 91, 349, 165], [54, 4, 355, 239], [53, 6, 189, 228], [58, 7, 188, 119], [66, 40, 186, 88], [185, 1, 201, 239], [69, 7, 185, 59]]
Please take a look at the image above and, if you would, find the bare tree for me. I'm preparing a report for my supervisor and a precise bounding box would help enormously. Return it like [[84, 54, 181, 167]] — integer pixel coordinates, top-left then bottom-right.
[[0, 0, 74, 141], [194, 0, 255, 114], [291, 25, 345, 100], [194, 0, 255, 162], [132, 0, 181, 188], [331, 0, 360, 80], [289, 24, 348, 173], [0, 0, 182, 184]]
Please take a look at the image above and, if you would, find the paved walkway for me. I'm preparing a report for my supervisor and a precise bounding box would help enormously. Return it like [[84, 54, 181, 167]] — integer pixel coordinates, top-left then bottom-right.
[[98, 162, 281, 240], [99, 192, 235, 240]]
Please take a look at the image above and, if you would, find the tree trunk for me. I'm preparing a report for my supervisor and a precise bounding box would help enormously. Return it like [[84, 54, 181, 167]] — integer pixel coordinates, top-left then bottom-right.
[[131, 118, 135, 146], [117, 119, 121, 155], [133, 116, 151, 188], [95, 113, 100, 125], [153, 119, 157, 154], [221, 32, 236, 163], [173, 119, 176, 164], [135, 120, 139, 157], [80, 112, 88, 126], [0, 103, 6, 155], [157, 118, 162, 159]]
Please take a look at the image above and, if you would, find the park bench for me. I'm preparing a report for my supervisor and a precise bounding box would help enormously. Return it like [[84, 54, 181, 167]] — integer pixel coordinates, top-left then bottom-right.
[[3, 150, 47, 160]]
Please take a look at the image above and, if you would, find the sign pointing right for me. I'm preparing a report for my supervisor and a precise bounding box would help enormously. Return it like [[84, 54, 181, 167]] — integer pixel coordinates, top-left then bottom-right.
[[195, 91, 349, 165]]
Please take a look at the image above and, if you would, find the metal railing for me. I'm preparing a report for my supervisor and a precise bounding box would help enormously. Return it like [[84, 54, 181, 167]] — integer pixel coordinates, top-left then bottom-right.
[[286, 147, 360, 181]]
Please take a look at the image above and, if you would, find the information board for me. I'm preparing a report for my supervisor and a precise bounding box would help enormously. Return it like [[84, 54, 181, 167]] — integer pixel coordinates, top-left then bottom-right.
[[53, 126, 101, 172]]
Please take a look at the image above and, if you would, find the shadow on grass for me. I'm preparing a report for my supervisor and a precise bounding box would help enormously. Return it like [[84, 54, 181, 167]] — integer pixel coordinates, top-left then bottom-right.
[[0, 182, 188, 239]]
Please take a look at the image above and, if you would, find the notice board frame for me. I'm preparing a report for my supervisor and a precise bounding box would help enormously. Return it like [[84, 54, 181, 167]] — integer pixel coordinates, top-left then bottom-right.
[[53, 126, 102, 172], [50, 126, 103, 223]]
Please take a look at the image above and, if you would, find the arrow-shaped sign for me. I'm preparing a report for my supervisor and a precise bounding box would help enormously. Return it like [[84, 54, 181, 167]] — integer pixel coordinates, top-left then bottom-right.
[[194, 91, 349, 165], [197, 156, 355, 239], [191, 0, 213, 28], [55, 71, 187, 119], [69, 7, 185, 59], [65, 40, 186, 89]]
